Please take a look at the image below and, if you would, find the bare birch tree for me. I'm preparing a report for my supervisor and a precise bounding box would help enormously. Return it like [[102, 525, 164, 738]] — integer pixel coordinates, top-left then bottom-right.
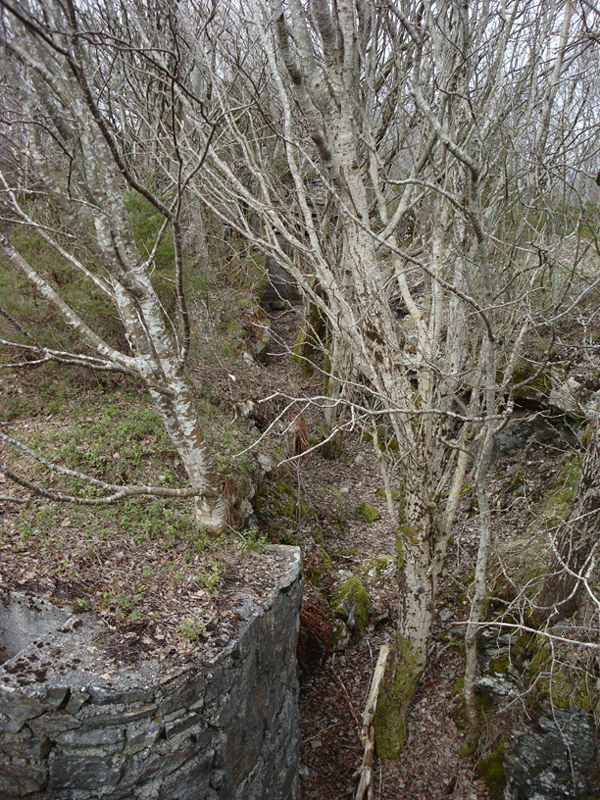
[[183, 0, 600, 753], [0, 0, 227, 531]]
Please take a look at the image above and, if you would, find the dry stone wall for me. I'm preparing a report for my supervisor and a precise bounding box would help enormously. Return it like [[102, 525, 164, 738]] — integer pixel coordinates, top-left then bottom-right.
[[0, 546, 302, 800]]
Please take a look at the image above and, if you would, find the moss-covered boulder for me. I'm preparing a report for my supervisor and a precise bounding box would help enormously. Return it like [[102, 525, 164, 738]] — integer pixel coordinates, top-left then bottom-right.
[[254, 472, 311, 544], [504, 704, 600, 800], [314, 486, 348, 533], [330, 618, 351, 651], [330, 576, 371, 641], [527, 636, 600, 717], [359, 555, 396, 586], [356, 502, 381, 524], [489, 454, 582, 608]]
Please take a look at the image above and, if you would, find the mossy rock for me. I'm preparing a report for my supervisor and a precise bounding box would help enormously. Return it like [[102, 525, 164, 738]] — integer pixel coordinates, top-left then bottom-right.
[[356, 502, 381, 524], [360, 426, 399, 453], [359, 555, 396, 586], [330, 618, 351, 651], [254, 473, 312, 543], [544, 454, 583, 522], [292, 301, 325, 378], [509, 360, 553, 403], [270, 478, 310, 517], [314, 486, 348, 531], [330, 576, 371, 640], [489, 454, 582, 607], [528, 637, 600, 717], [488, 533, 548, 608], [305, 547, 333, 587], [376, 486, 404, 505], [476, 743, 506, 798], [489, 652, 511, 676]]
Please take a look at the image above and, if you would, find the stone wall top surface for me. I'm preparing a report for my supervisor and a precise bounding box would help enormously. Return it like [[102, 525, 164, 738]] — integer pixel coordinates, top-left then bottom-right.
[[1, 545, 301, 697]]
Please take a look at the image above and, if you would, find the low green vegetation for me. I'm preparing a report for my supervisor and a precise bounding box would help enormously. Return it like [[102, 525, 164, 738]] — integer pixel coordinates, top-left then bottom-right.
[[0, 196, 276, 644], [476, 744, 506, 798], [356, 501, 381, 523], [528, 637, 600, 718]]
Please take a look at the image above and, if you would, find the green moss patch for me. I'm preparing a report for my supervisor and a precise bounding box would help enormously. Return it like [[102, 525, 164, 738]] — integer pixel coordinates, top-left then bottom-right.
[[374, 632, 421, 758], [476, 743, 506, 798], [528, 637, 600, 716], [330, 577, 371, 640], [356, 502, 381, 524], [359, 555, 396, 586]]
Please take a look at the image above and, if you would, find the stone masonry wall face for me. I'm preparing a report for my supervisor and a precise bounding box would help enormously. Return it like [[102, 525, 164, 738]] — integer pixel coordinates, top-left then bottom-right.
[[0, 547, 302, 800]]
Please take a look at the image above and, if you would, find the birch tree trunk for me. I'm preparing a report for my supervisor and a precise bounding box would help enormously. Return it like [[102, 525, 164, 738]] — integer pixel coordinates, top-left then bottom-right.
[[11, 0, 594, 755]]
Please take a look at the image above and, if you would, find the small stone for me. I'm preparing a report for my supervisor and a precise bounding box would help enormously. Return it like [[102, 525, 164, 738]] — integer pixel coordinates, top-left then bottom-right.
[[56, 726, 124, 747], [28, 712, 80, 737], [0, 692, 45, 734], [310, 740, 323, 750]]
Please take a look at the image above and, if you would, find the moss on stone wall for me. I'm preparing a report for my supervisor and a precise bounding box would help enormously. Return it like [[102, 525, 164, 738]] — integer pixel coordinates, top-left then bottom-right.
[[528, 637, 600, 717], [359, 555, 395, 586], [476, 743, 506, 798]]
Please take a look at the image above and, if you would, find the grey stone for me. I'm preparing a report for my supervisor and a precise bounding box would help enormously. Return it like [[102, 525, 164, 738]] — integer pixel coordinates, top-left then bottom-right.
[[56, 725, 125, 748], [0, 591, 75, 663], [137, 741, 196, 783], [43, 688, 70, 710], [164, 712, 203, 739], [28, 711, 80, 738], [79, 703, 157, 729], [49, 750, 124, 790], [157, 671, 204, 715], [0, 691, 45, 734], [0, 761, 48, 796], [123, 720, 164, 755], [504, 705, 600, 800], [64, 690, 90, 715], [85, 686, 155, 706], [1, 733, 51, 760], [0, 546, 302, 800], [157, 752, 213, 800]]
